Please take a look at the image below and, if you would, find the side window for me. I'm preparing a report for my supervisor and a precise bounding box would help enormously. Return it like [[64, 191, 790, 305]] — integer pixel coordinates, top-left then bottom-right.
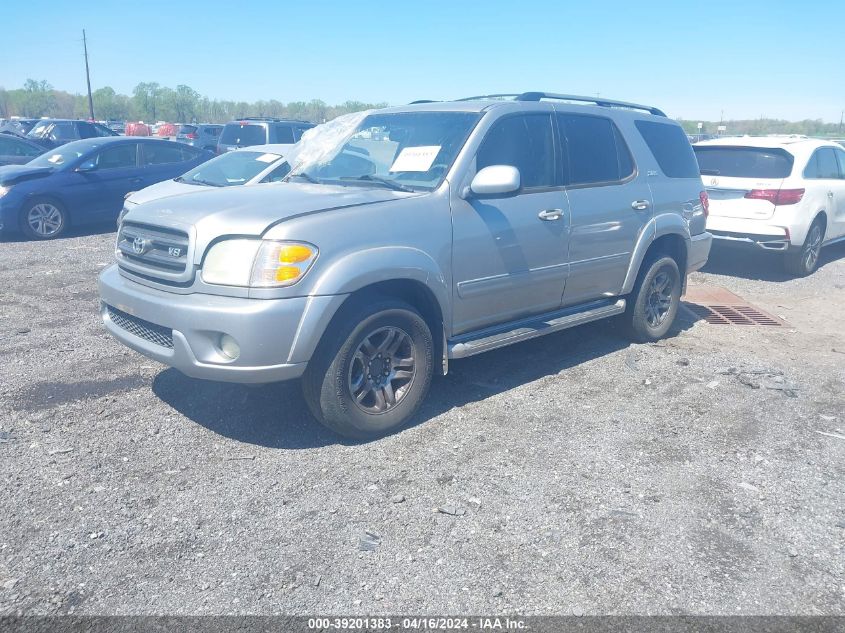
[[77, 122, 97, 139], [836, 149, 845, 179], [143, 143, 190, 165], [558, 114, 634, 185], [293, 126, 311, 141], [21, 142, 42, 157], [179, 145, 201, 160], [49, 123, 75, 141], [806, 148, 840, 179], [95, 144, 137, 169], [0, 138, 12, 154], [273, 125, 295, 144], [476, 114, 555, 189], [261, 162, 291, 183], [634, 120, 698, 178]]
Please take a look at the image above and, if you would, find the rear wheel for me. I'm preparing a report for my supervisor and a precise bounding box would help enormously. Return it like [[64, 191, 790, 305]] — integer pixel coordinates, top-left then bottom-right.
[[625, 255, 681, 342], [20, 198, 68, 240], [301, 298, 433, 439], [784, 220, 824, 277]]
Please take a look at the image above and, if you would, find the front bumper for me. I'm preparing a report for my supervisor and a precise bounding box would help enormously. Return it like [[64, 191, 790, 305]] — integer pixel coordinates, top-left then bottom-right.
[[98, 264, 341, 384], [687, 231, 712, 272], [706, 215, 791, 251]]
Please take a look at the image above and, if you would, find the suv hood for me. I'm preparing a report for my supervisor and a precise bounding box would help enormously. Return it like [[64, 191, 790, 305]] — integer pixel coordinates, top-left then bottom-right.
[[0, 164, 53, 186], [122, 181, 424, 260]]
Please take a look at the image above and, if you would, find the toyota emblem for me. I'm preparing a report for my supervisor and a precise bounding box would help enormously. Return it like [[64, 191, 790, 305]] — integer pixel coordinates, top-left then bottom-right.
[[132, 237, 147, 255]]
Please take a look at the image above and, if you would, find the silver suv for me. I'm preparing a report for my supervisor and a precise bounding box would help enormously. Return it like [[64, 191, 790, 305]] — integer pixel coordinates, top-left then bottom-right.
[[99, 92, 712, 438]]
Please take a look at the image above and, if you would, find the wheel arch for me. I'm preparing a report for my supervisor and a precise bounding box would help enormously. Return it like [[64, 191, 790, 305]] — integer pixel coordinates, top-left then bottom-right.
[[622, 215, 690, 294]]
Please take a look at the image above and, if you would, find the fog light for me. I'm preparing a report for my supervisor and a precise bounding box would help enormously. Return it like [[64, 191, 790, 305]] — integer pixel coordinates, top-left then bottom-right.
[[219, 334, 240, 360]]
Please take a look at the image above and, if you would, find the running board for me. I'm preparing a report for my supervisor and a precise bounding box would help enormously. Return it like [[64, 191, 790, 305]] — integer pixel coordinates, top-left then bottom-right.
[[448, 298, 626, 359]]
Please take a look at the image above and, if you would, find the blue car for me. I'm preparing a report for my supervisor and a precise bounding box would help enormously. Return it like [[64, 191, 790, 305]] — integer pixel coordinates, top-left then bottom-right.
[[0, 137, 213, 240]]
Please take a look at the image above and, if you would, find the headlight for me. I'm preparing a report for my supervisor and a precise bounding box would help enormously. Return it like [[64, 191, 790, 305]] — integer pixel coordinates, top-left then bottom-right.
[[0, 185, 10, 199], [201, 240, 318, 288]]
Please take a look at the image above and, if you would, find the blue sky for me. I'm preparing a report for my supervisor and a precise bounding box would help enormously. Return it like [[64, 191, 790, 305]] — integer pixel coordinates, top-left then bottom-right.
[[2, 0, 843, 121]]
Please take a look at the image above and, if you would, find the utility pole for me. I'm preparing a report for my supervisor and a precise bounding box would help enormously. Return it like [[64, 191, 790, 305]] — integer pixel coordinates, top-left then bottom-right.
[[83, 29, 94, 121], [839, 110, 843, 135]]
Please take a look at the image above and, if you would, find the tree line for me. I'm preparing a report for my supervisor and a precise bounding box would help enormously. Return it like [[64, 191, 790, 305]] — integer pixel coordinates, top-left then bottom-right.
[[0, 79, 387, 124], [1, 79, 842, 137]]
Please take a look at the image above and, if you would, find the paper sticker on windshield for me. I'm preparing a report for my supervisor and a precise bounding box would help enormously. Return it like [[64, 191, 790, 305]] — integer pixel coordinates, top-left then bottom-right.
[[255, 153, 280, 163], [389, 146, 441, 172], [47, 154, 63, 164]]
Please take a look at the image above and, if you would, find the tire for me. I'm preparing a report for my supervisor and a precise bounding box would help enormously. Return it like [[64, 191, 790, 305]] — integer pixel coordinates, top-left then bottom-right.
[[625, 255, 682, 343], [784, 220, 824, 277], [301, 297, 434, 439], [20, 197, 68, 240]]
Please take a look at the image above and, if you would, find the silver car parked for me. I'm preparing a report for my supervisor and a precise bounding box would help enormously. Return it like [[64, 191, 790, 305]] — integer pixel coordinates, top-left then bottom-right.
[[99, 92, 712, 439]]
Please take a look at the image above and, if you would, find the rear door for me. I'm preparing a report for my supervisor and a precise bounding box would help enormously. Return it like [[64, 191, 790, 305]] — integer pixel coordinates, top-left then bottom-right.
[[821, 147, 845, 238], [694, 145, 793, 219], [556, 112, 651, 306]]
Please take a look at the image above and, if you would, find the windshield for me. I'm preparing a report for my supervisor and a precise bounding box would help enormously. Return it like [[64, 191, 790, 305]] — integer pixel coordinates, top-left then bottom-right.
[[26, 122, 52, 138], [287, 111, 481, 191], [178, 150, 284, 187], [694, 146, 794, 178], [27, 144, 90, 168], [220, 123, 266, 146]]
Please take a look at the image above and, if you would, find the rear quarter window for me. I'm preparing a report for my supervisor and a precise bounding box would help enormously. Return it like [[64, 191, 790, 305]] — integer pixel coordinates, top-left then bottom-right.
[[693, 146, 794, 179], [635, 120, 699, 178]]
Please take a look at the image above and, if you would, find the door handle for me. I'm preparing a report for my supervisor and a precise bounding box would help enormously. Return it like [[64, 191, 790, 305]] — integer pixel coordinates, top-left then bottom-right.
[[631, 200, 651, 211], [538, 209, 563, 221]]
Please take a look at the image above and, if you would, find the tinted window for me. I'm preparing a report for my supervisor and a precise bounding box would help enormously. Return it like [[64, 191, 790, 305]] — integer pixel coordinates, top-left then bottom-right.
[[179, 125, 197, 134], [261, 161, 291, 183], [294, 125, 312, 141], [805, 148, 840, 179], [477, 114, 555, 189], [836, 149, 845, 179], [50, 122, 76, 141], [95, 144, 137, 169], [77, 122, 97, 139], [220, 123, 267, 146], [693, 147, 794, 179], [143, 143, 192, 165], [273, 125, 295, 144], [635, 120, 698, 178], [558, 114, 633, 185], [0, 137, 41, 157]]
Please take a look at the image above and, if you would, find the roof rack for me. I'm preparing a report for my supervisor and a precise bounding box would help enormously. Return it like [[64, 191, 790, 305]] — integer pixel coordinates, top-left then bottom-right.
[[456, 92, 666, 117]]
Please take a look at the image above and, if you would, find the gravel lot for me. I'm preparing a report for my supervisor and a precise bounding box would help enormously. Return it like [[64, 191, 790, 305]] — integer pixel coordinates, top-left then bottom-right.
[[1, 226, 843, 616]]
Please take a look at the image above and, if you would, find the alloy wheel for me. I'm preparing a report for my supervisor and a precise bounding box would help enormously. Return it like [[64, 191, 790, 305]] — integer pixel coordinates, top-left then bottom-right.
[[347, 326, 415, 414], [645, 269, 674, 328], [803, 225, 822, 272], [27, 203, 63, 237]]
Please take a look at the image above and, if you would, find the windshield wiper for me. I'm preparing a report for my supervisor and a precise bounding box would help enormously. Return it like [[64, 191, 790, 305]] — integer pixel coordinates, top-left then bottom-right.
[[342, 175, 416, 193], [288, 172, 320, 184], [188, 177, 223, 187]]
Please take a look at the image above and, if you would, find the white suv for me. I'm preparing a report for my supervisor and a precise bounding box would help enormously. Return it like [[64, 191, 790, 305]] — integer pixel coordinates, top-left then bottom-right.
[[694, 136, 845, 276]]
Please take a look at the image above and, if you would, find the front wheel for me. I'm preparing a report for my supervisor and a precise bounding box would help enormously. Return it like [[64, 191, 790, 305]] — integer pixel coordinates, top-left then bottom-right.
[[20, 198, 68, 240], [625, 255, 681, 342], [301, 298, 433, 439], [784, 221, 824, 277]]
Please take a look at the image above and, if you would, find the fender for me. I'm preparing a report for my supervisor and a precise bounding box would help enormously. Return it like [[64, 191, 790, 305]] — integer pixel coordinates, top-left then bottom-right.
[[621, 212, 691, 294], [287, 246, 450, 364]]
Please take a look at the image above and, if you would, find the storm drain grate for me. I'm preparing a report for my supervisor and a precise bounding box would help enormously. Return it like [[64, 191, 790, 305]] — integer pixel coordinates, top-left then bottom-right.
[[683, 303, 784, 326], [681, 286, 787, 327]]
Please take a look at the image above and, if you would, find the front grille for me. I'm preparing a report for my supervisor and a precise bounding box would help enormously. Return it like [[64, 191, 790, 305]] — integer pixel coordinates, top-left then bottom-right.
[[117, 222, 190, 276], [106, 305, 174, 349]]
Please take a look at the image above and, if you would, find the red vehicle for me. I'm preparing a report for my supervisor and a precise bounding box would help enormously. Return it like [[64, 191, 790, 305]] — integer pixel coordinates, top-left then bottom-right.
[[156, 123, 178, 138], [125, 122, 151, 137]]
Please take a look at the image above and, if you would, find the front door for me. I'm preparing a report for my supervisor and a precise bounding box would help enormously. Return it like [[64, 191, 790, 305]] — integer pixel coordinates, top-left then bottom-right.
[[450, 112, 570, 335], [71, 143, 141, 218]]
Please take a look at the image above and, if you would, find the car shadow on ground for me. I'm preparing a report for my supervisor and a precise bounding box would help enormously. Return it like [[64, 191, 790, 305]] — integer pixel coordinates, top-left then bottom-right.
[[152, 315, 697, 450], [0, 221, 116, 243], [701, 241, 845, 282]]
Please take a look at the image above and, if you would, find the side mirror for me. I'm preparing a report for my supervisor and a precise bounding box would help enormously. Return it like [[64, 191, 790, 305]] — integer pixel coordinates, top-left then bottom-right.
[[76, 160, 97, 173], [466, 165, 520, 198]]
